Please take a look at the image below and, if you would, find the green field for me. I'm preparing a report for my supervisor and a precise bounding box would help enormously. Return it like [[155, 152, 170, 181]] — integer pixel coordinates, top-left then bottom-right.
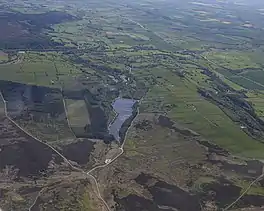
[[247, 91, 264, 117], [2, 0, 264, 210], [241, 70, 264, 86], [204, 51, 261, 70], [0, 51, 8, 62], [0, 52, 81, 87], [229, 75, 264, 90], [140, 69, 264, 158], [65, 99, 90, 128], [0, 0, 263, 159]]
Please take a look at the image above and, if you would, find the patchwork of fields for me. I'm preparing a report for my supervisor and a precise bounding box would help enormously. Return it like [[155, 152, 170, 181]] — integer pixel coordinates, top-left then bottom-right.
[[1, 0, 264, 210]]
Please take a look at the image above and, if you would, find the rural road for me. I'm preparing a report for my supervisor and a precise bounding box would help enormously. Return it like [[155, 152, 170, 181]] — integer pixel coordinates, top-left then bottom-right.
[[63, 93, 143, 210], [2, 82, 262, 210], [0, 91, 142, 211]]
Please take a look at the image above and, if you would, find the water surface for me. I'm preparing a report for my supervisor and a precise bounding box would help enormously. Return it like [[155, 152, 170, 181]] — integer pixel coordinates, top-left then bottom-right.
[[109, 98, 137, 142]]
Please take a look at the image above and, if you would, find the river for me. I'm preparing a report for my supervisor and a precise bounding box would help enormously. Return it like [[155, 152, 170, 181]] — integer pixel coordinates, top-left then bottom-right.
[[108, 98, 137, 142]]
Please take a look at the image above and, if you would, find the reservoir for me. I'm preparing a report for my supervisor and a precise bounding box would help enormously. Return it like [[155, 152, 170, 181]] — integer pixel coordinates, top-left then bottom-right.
[[108, 98, 137, 142]]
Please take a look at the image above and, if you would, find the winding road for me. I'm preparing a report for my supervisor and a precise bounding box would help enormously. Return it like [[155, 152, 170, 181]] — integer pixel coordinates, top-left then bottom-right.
[[0, 91, 142, 211], [63, 94, 143, 210]]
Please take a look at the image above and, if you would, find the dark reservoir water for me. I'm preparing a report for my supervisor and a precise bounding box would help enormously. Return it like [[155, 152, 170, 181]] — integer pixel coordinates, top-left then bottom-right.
[[109, 98, 137, 142]]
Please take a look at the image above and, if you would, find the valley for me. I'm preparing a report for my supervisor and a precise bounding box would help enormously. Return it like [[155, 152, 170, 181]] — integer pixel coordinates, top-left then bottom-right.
[[1, 0, 264, 210]]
